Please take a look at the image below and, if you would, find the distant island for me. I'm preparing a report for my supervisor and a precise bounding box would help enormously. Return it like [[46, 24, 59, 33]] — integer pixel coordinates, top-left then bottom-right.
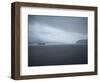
[[76, 39, 87, 45]]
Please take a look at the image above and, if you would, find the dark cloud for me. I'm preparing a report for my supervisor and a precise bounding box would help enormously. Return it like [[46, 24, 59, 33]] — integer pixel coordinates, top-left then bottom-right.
[[28, 15, 88, 45]]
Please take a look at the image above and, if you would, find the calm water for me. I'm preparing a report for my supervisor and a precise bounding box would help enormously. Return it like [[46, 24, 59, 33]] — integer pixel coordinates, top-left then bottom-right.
[[28, 44, 88, 66]]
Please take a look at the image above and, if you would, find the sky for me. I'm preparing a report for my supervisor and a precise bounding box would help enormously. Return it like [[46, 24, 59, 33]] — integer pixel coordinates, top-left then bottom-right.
[[28, 15, 88, 45]]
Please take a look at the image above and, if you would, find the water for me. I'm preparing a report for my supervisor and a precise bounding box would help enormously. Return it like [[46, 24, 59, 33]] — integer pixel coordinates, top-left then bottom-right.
[[28, 44, 88, 66]]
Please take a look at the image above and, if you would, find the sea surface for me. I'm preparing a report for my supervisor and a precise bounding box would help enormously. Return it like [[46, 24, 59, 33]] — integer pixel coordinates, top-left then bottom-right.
[[28, 44, 88, 66]]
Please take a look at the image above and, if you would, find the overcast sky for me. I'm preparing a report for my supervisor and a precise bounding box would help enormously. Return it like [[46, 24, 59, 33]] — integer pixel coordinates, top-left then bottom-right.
[[28, 15, 88, 44]]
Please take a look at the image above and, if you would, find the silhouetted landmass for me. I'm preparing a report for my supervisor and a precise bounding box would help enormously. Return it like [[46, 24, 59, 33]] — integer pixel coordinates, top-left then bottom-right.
[[76, 39, 87, 45]]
